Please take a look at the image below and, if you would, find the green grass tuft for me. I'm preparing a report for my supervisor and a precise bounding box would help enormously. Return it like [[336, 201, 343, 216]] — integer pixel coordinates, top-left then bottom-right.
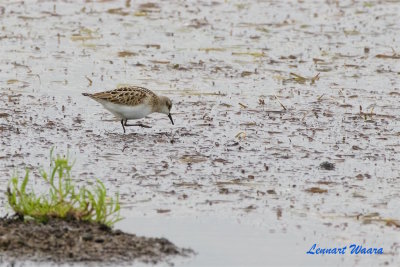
[[6, 149, 123, 227]]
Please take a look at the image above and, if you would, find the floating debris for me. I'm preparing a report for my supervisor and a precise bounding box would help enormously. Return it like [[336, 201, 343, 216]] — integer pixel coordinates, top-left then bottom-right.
[[319, 161, 335, 170], [310, 73, 320, 85], [232, 51, 265, 57], [274, 95, 287, 110], [241, 71, 253, 77], [118, 51, 138, 57], [85, 76, 92, 86], [290, 72, 307, 84], [138, 2, 160, 12], [375, 54, 400, 59], [198, 47, 226, 53], [179, 155, 208, 164], [70, 28, 100, 42], [235, 132, 246, 140], [238, 103, 248, 109], [107, 8, 130, 16], [305, 187, 328, 194]]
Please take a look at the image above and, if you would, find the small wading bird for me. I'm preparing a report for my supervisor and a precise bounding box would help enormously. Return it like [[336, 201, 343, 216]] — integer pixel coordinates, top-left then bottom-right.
[[82, 86, 174, 133]]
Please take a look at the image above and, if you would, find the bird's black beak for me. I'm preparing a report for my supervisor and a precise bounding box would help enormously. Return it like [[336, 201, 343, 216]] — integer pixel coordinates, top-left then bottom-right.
[[168, 113, 174, 125]]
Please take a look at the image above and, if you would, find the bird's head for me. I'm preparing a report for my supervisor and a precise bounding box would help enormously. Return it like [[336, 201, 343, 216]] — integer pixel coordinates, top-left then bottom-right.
[[158, 96, 174, 125]]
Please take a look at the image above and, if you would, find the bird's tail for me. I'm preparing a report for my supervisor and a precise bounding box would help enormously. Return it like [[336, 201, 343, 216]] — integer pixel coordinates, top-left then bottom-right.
[[82, 92, 92, 97]]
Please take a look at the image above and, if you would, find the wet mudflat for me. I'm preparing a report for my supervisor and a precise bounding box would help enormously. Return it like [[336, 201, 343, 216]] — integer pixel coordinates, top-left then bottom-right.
[[0, 0, 400, 266]]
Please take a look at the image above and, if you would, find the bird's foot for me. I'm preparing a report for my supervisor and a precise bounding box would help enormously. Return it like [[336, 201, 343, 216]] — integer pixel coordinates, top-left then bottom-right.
[[124, 123, 152, 128]]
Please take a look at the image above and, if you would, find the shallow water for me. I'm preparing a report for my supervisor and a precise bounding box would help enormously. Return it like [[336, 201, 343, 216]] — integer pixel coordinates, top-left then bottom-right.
[[1, 0, 400, 266], [118, 212, 398, 267]]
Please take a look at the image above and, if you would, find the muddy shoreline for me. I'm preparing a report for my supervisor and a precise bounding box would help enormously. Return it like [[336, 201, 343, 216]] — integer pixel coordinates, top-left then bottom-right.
[[0, 216, 192, 264]]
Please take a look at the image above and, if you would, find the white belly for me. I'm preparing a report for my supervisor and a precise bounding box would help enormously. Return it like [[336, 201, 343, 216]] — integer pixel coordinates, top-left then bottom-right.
[[99, 101, 153, 120]]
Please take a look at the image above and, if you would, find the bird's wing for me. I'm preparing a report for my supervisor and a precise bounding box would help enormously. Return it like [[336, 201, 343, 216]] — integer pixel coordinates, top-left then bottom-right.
[[91, 86, 156, 106]]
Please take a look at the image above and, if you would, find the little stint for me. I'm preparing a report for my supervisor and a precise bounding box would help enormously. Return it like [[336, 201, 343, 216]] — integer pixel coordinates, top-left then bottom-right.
[[82, 86, 174, 133]]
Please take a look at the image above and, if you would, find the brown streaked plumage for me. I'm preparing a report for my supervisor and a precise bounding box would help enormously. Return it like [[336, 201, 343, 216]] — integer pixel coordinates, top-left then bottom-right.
[[85, 86, 157, 106], [82, 86, 174, 133]]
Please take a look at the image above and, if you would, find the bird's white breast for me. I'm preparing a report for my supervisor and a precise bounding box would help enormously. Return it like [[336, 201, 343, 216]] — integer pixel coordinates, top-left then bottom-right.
[[99, 100, 153, 119]]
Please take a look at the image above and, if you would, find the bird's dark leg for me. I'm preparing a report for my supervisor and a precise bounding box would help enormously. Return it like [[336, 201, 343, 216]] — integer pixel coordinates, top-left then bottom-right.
[[124, 120, 152, 128], [121, 119, 126, 133]]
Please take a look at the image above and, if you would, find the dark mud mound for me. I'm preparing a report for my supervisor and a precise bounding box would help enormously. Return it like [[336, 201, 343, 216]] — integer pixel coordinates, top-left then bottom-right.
[[0, 217, 192, 264]]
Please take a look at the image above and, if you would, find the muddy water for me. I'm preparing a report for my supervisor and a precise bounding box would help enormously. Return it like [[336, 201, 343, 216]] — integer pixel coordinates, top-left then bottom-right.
[[1, 0, 400, 266]]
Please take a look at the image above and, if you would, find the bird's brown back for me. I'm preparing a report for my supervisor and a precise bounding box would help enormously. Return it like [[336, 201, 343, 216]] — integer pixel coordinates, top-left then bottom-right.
[[89, 86, 158, 106]]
